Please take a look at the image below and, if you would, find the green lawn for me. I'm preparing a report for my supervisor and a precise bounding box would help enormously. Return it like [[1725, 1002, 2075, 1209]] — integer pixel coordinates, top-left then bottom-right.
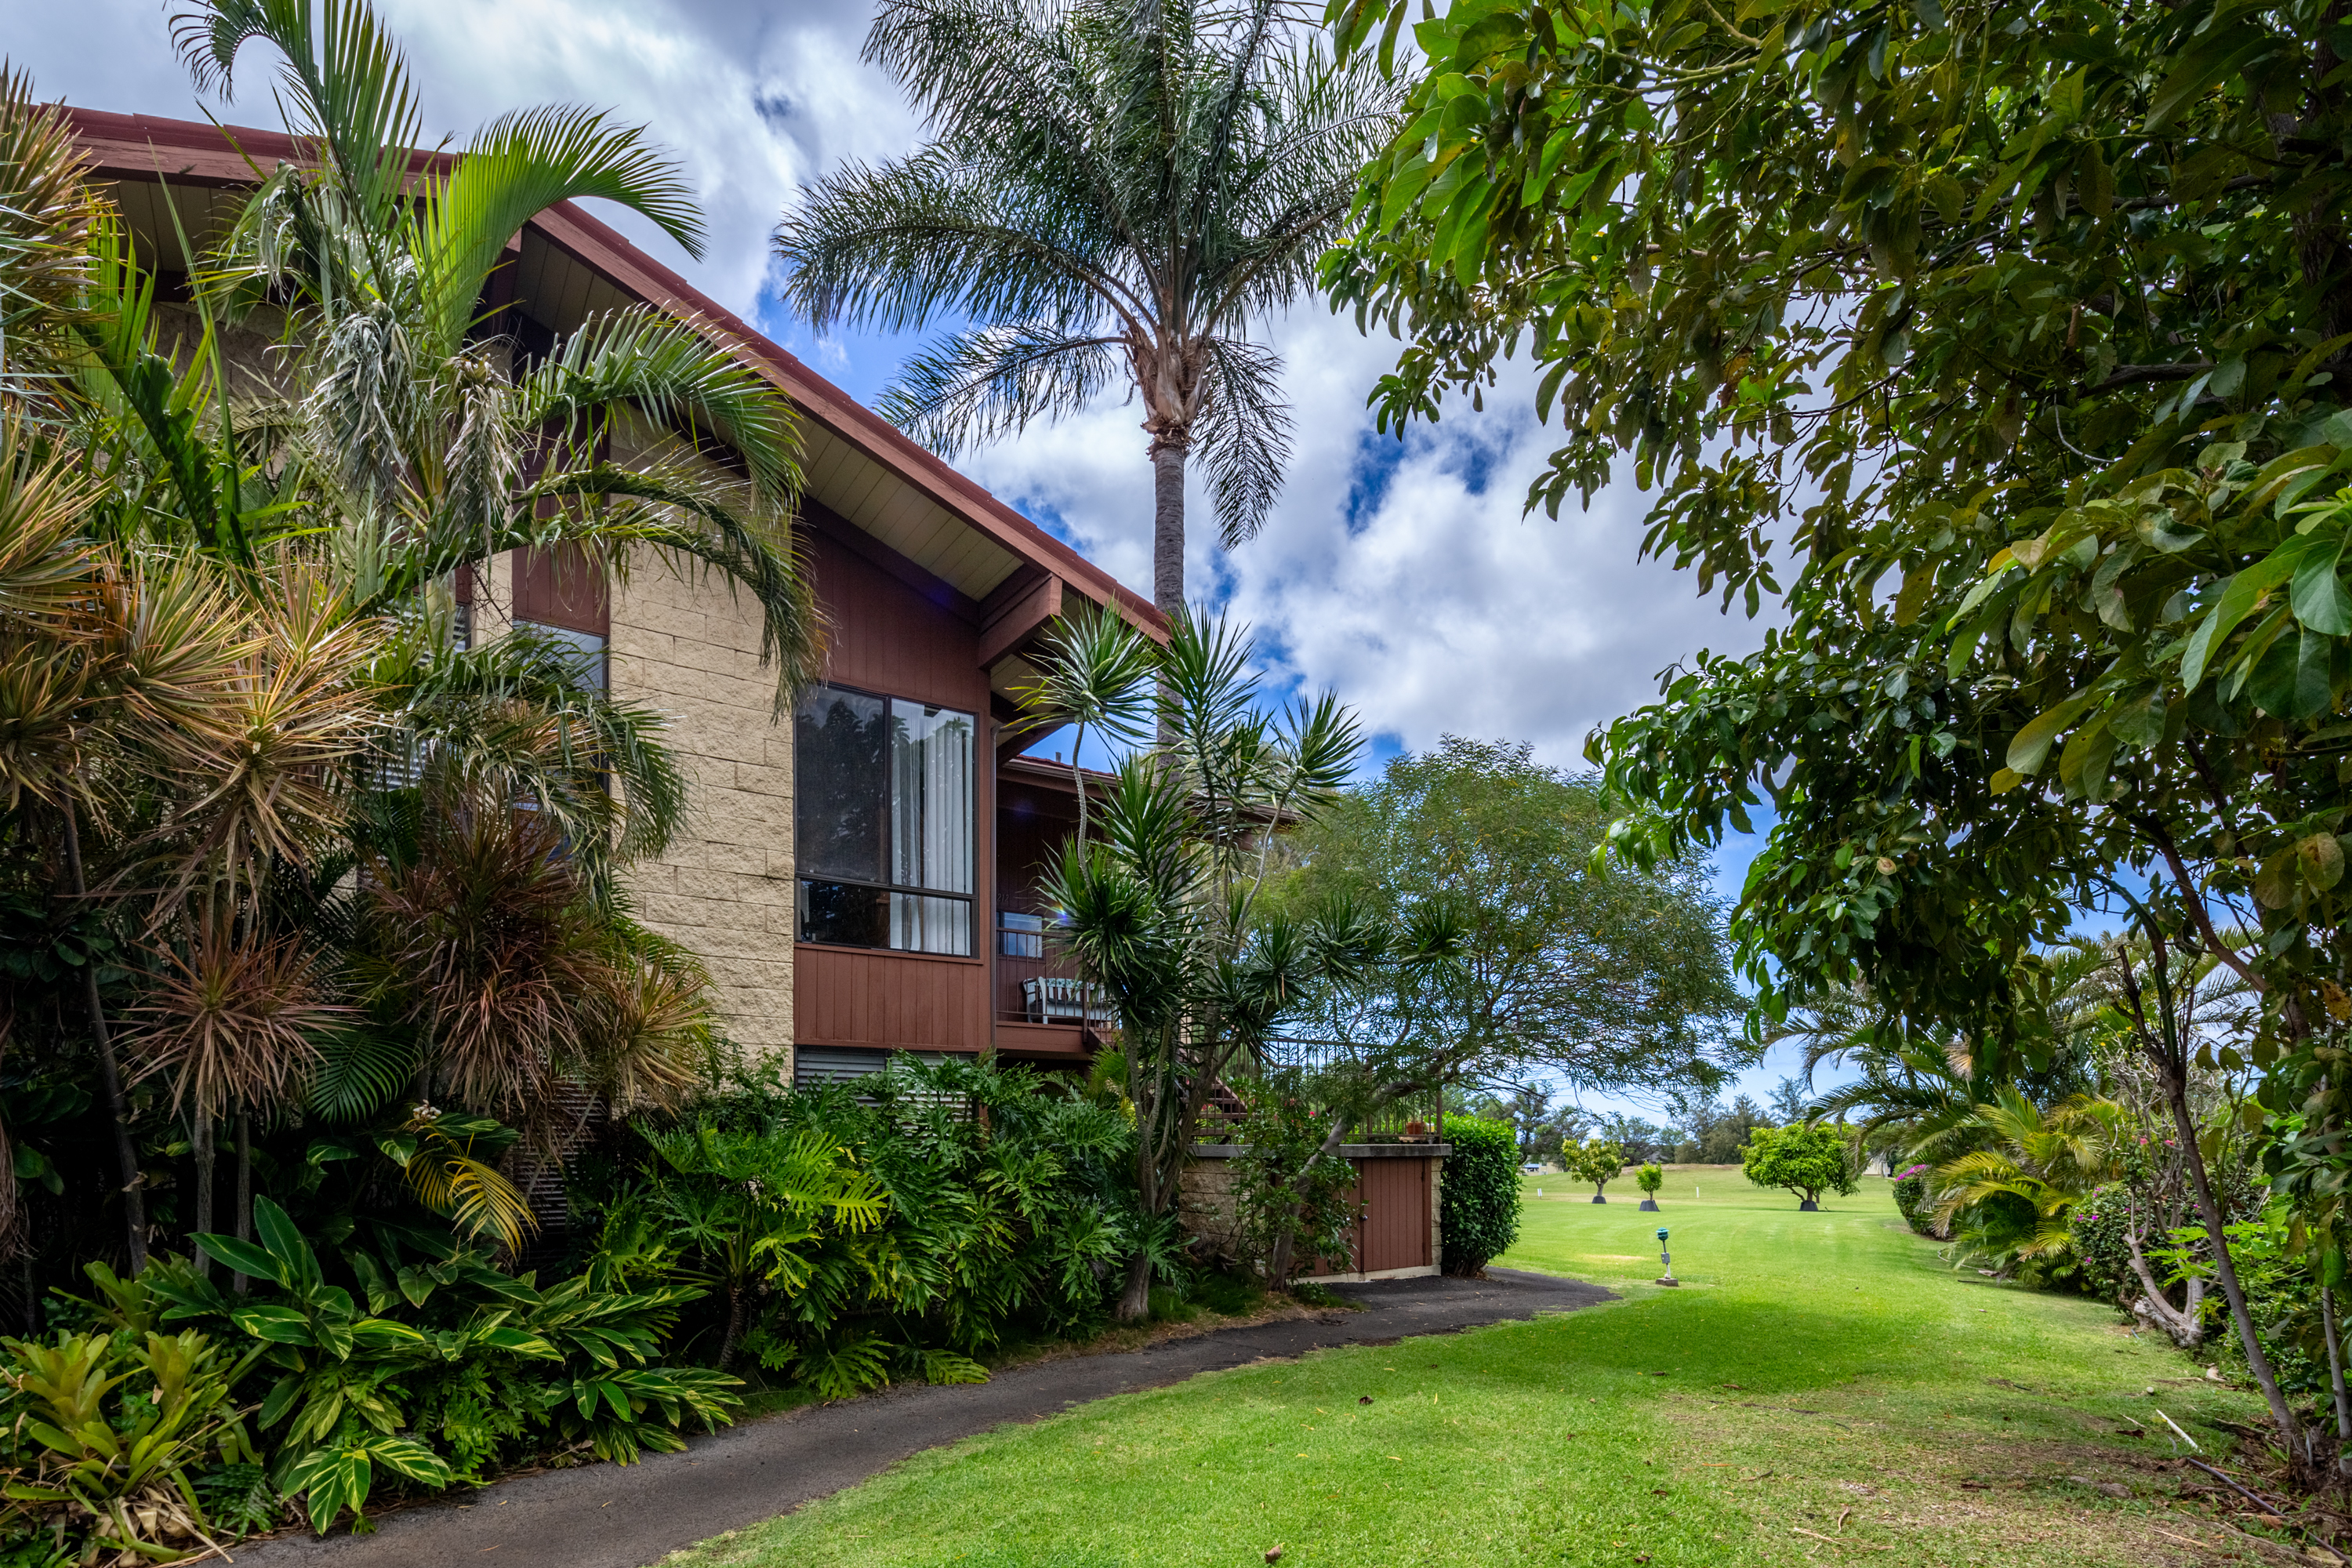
[[673, 1171, 2278, 1567]]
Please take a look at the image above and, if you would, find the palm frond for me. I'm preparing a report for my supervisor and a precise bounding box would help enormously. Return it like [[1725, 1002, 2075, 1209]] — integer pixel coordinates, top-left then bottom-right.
[[1193, 335, 1292, 548], [304, 1025, 413, 1122], [414, 108, 704, 355], [876, 322, 1123, 456], [511, 307, 800, 513]]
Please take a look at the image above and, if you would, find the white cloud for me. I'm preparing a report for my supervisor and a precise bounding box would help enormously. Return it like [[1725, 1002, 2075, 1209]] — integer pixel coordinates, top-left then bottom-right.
[[955, 304, 1780, 773]]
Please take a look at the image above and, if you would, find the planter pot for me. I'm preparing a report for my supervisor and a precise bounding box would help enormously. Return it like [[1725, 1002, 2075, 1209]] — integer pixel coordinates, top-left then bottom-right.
[[1639, 1198, 1660, 1211], [1798, 1200, 1820, 1211], [1591, 1194, 1607, 1203]]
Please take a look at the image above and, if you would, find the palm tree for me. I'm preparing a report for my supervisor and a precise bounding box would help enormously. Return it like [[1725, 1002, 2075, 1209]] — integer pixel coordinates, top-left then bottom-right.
[[170, 0, 820, 703], [1048, 611, 1361, 1314], [1928, 1088, 2123, 1270], [1011, 602, 1156, 841], [775, 0, 1400, 620], [0, 2, 819, 1276]]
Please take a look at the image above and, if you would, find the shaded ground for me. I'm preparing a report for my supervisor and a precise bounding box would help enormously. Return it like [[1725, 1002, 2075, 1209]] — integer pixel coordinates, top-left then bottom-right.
[[240, 1269, 1610, 1568]]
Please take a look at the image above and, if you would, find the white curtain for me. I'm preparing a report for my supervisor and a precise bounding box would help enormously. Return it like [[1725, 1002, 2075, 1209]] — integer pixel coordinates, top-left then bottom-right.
[[889, 700, 973, 953]]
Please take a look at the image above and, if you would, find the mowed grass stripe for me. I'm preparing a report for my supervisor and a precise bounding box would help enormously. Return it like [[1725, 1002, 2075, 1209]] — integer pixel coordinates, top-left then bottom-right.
[[675, 1173, 2273, 1566]]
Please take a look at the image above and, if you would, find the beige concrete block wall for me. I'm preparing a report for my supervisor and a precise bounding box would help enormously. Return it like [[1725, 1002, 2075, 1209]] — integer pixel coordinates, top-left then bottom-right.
[[609, 562, 796, 1065]]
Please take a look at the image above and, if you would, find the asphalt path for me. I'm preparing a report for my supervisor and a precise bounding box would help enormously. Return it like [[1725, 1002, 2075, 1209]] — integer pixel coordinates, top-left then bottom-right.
[[238, 1269, 1612, 1568]]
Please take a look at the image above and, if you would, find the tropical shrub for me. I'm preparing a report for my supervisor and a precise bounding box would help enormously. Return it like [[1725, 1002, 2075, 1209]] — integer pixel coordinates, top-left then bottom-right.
[[74, 1201, 739, 1537], [1228, 1076, 1360, 1287], [1927, 1091, 2122, 1276], [1740, 1124, 1859, 1210], [0, 1324, 263, 1564], [601, 1058, 1143, 1399], [1891, 1166, 1938, 1236], [1439, 1118, 1520, 1276]]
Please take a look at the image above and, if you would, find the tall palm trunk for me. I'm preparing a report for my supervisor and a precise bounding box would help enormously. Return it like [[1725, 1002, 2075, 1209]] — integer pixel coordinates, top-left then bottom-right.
[[60, 806, 147, 1275], [1151, 439, 1186, 622]]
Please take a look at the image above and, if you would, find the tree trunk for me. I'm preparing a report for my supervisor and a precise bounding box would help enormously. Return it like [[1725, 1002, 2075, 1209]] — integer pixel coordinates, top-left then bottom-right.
[[60, 806, 146, 1276], [719, 1284, 746, 1370], [2325, 1286, 2352, 1473], [191, 1113, 213, 1279], [2125, 1223, 2205, 1348], [232, 1112, 252, 1296], [1116, 1251, 1153, 1321], [2169, 1085, 2307, 1470], [1150, 441, 1187, 622]]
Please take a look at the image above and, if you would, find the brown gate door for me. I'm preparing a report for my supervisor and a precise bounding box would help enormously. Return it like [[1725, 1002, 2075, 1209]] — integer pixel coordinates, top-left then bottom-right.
[[1356, 1158, 1432, 1273]]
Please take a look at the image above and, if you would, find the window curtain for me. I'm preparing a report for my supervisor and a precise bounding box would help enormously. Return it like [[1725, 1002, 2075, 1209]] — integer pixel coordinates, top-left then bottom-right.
[[888, 700, 973, 954]]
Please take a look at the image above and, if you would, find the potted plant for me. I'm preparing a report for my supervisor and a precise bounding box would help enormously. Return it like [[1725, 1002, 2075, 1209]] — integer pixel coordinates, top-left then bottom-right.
[[1636, 1163, 1664, 1211], [1401, 1118, 1430, 1142]]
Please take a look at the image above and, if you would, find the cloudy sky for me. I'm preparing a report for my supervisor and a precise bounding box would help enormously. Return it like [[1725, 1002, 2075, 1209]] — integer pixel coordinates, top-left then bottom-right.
[[24, 0, 1817, 1123]]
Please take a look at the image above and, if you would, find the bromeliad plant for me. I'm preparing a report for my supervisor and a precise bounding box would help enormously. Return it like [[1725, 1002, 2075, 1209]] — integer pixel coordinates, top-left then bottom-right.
[[0, 1326, 263, 1564]]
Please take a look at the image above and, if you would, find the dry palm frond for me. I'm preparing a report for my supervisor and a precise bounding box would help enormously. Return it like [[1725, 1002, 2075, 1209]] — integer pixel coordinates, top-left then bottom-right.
[[126, 922, 344, 1118]]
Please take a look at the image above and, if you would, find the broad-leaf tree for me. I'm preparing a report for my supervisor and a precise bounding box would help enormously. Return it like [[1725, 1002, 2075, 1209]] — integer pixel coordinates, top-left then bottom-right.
[[777, 0, 1400, 618], [1324, 0, 2352, 1475]]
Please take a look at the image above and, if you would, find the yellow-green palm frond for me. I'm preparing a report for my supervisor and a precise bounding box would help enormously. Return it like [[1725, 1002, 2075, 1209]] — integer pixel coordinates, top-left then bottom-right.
[[394, 1107, 535, 1252]]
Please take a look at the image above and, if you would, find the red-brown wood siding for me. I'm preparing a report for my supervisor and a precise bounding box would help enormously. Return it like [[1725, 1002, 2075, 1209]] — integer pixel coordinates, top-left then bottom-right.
[[1309, 1157, 1436, 1276], [794, 521, 996, 1055], [805, 519, 983, 710], [1356, 1159, 1434, 1273], [793, 946, 989, 1052], [512, 542, 609, 636]]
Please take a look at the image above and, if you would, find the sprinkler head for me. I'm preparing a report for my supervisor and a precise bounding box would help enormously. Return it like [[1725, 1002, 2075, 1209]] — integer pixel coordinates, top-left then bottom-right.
[[1656, 1228, 1669, 1242]]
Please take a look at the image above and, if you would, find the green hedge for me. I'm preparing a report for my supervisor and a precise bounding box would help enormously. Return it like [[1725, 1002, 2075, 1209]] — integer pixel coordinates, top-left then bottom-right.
[[1440, 1117, 1521, 1275]]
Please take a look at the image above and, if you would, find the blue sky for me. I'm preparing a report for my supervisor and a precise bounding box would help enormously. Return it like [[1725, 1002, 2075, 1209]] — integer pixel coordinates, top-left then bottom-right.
[[24, 0, 1816, 1128]]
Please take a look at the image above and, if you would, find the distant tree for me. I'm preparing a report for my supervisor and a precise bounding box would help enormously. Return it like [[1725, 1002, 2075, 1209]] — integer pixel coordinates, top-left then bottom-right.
[[1742, 1125, 1860, 1211], [1570, 1138, 1625, 1203], [1490, 1081, 1583, 1168], [1599, 1112, 1669, 1164], [1279, 737, 1748, 1104], [1768, 1077, 1811, 1124], [1674, 1090, 1767, 1165], [1635, 1163, 1665, 1207]]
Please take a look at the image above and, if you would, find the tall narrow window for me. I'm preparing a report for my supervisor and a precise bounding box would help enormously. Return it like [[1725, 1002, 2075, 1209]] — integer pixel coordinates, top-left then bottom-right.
[[794, 684, 975, 955]]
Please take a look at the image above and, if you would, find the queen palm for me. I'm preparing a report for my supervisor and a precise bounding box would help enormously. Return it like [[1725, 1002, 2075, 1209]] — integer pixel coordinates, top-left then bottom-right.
[[776, 0, 1399, 619]]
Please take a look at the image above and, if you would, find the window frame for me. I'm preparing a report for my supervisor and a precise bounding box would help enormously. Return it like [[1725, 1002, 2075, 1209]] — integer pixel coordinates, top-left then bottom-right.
[[793, 679, 978, 957]]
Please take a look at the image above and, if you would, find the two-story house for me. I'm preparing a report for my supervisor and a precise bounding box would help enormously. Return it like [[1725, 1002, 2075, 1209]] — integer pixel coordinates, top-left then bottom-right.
[[68, 107, 1147, 1087]]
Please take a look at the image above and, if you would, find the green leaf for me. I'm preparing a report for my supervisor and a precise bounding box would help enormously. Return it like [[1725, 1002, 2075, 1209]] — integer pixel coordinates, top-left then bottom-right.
[[2005, 689, 2098, 776], [2290, 529, 2352, 633], [191, 1233, 282, 1284], [2145, 34, 2283, 132], [2183, 539, 2308, 688]]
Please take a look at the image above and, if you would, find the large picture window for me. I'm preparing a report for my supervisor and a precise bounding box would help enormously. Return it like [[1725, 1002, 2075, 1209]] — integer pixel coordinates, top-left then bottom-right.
[[794, 684, 975, 956]]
